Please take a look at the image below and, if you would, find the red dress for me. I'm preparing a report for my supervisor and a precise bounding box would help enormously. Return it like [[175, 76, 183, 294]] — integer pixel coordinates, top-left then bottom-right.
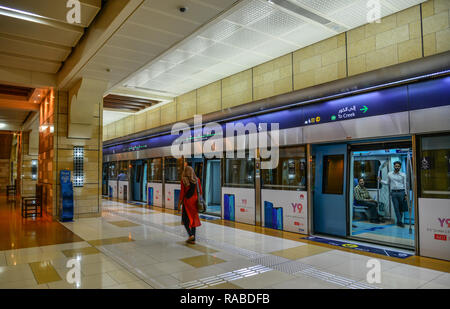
[[180, 178, 202, 229]]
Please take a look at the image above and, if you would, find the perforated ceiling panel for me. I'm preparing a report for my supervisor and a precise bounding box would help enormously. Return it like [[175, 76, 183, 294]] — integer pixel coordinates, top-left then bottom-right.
[[226, 0, 275, 26], [120, 0, 428, 96], [248, 9, 305, 36]]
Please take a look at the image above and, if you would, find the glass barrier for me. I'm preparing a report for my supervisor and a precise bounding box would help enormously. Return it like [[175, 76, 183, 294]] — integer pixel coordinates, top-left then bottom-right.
[[224, 155, 255, 188], [148, 158, 163, 182], [108, 162, 118, 180], [165, 157, 183, 184], [118, 161, 129, 181], [261, 146, 306, 191], [419, 134, 450, 199]]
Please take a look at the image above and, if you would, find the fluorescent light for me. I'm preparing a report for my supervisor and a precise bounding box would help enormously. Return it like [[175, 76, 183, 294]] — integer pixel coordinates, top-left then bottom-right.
[[0, 123, 6, 129]]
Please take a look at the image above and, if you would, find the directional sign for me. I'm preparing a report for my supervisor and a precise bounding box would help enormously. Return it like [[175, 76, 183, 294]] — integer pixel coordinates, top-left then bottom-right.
[[360, 105, 368, 113]]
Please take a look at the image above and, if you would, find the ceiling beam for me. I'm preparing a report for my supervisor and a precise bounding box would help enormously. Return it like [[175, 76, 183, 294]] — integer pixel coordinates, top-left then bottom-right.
[[0, 98, 40, 111]]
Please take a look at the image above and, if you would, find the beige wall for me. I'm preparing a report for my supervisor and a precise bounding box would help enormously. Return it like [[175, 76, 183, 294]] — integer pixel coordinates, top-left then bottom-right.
[[104, 1, 450, 142], [55, 91, 103, 218], [38, 89, 103, 218]]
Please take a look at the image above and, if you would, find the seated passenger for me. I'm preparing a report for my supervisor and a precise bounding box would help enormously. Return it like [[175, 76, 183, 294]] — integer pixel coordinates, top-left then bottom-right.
[[354, 178, 384, 224]]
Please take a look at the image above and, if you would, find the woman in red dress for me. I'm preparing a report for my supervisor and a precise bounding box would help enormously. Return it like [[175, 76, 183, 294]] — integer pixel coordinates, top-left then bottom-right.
[[177, 162, 202, 244]]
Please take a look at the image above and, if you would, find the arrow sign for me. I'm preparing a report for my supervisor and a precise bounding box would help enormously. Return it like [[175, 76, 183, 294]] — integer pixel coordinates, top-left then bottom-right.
[[360, 106, 368, 113]]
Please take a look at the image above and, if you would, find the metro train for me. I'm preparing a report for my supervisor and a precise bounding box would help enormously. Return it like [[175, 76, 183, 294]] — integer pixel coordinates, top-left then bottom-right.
[[103, 60, 450, 259]]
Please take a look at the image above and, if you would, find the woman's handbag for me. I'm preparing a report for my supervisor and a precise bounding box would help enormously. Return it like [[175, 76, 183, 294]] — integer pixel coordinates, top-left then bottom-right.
[[196, 180, 206, 213]]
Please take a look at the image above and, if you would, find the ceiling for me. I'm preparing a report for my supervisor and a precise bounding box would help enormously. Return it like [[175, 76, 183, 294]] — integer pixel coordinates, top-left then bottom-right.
[[0, 0, 101, 75], [74, 0, 240, 94], [103, 94, 159, 112], [0, 83, 45, 131], [119, 0, 425, 96]]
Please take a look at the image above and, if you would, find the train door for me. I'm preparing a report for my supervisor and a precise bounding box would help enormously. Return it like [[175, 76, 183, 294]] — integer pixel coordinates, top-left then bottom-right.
[[204, 159, 221, 216], [131, 160, 145, 202], [313, 144, 348, 237], [102, 162, 108, 196], [349, 141, 415, 249]]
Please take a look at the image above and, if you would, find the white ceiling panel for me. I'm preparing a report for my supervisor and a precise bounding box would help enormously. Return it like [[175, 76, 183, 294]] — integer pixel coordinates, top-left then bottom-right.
[[328, 1, 394, 28], [228, 51, 271, 67], [226, 0, 275, 26], [99, 44, 153, 65], [281, 23, 335, 47], [199, 19, 242, 41], [142, 0, 223, 25], [253, 39, 300, 58], [222, 28, 272, 50], [292, 0, 357, 15], [129, 7, 201, 37], [180, 54, 222, 69], [178, 36, 216, 54], [382, 0, 425, 11], [165, 62, 203, 77], [159, 49, 195, 65], [248, 8, 305, 36], [90, 54, 143, 72], [200, 42, 243, 60], [107, 35, 166, 56], [207, 62, 246, 75], [117, 22, 184, 47]]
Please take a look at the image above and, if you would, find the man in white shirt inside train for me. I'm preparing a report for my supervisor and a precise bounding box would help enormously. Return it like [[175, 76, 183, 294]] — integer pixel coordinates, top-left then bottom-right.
[[378, 161, 407, 228]]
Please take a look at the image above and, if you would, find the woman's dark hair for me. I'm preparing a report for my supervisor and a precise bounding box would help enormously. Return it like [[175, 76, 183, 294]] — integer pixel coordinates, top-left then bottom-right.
[[393, 161, 402, 166]]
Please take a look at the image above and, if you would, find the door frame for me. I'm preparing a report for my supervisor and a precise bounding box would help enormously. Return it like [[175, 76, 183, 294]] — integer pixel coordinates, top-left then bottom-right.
[[346, 139, 416, 251]]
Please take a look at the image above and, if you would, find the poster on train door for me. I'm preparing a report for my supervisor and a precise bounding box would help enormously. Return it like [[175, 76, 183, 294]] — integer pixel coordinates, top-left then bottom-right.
[[147, 183, 163, 207], [221, 187, 256, 225], [261, 189, 308, 234], [165, 183, 181, 210]]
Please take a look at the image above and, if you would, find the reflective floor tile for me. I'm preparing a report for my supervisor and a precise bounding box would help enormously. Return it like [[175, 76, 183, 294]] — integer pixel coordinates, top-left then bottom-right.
[[231, 270, 296, 289], [270, 245, 331, 260], [108, 220, 141, 228], [62, 246, 100, 258], [180, 255, 226, 268], [107, 269, 141, 284], [29, 261, 62, 284], [87, 236, 135, 246]]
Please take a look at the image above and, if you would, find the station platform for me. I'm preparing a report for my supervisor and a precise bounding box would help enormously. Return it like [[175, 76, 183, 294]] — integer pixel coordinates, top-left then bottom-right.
[[0, 196, 448, 289]]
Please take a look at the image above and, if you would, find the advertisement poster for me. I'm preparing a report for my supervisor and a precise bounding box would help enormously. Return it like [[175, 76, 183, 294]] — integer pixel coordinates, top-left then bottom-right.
[[419, 198, 450, 261], [261, 189, 308, 234], [165, 183, 181, 210], [118, 181, 129, 201], [147, 183, 163, 207], [221, 187, 255, 225], [108, 180, 117, 199]]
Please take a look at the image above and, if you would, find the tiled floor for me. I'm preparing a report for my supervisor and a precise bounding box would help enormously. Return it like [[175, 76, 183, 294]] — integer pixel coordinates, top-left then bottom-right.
[[0, 198, 448, 289]]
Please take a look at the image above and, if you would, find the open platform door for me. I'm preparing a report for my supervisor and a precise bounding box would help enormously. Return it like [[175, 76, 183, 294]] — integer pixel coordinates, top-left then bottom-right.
[[313, 144, 348, 237]]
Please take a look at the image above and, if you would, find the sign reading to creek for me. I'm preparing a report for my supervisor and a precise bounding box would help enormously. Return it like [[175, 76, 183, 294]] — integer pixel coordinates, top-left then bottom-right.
[[302, 85, 408, 126]]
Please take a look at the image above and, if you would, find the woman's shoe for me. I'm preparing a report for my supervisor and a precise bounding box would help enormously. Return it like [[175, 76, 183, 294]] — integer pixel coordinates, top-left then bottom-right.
[[186, 236, 196, 244]]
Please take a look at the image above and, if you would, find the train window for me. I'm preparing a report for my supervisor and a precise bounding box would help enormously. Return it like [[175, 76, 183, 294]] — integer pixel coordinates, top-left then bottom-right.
[[165, 157, 183, 183], [224, 154, 255, 188], [118, 161, 129, 181], [148, 158, 162, 182], [353, 160, 380, 189], [322, 155, 344, 195], [261, 146, 306, 190], [419, 134, 450, 199]]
